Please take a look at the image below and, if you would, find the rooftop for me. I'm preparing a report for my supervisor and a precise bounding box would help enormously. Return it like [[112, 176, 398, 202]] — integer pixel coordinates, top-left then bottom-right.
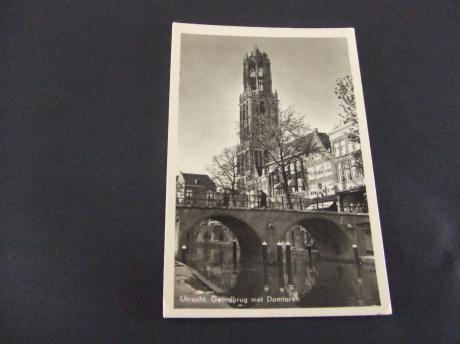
[[179, 173, 216, 189], [289, 129, 331, 152]]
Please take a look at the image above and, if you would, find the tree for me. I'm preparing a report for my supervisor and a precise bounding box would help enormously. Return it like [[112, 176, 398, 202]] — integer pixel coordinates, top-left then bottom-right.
[[335, 76, 358, 140], [254, 106, 322, 209], [207, 146, 239, 205], [335, 75, 363, 174]]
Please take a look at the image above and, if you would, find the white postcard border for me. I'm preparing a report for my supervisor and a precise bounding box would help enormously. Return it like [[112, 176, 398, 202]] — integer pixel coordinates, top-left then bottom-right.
[[163, 23, 392, 318]]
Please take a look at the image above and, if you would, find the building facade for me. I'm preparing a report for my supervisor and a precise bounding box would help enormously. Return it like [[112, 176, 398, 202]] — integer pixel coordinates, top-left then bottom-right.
[[328, 122, 366, 211], [176, 172, 216, 206], [262, 128, 336, 201]]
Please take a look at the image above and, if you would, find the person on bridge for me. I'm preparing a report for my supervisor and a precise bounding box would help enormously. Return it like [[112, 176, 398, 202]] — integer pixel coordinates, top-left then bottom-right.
[[259, 190, 267, 208]]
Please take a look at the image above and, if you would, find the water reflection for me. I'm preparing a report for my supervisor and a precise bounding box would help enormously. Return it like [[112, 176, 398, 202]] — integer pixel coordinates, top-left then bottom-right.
[[183, 243, 380, 308]]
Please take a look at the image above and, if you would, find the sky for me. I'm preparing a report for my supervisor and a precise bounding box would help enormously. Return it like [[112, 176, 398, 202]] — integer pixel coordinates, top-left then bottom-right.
[[176, 34, 351, 175]]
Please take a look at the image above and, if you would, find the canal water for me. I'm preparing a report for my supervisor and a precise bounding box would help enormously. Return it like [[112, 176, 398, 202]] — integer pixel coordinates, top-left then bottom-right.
[[178, 244, 380, 308]]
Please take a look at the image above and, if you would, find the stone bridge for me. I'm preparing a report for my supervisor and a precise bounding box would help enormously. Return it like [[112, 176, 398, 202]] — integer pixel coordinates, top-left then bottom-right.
[[175, 205, 372, 262]]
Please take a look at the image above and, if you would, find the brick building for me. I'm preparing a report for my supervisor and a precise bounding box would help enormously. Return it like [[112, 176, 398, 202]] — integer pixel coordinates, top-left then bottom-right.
[[328, 122, 366, 212], [176, 172, 216, 206]]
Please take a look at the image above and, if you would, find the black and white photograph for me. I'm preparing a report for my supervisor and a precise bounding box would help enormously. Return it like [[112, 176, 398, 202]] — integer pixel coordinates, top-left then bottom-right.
[[164, 23, 391, 317], [4, 1, 458, 341]]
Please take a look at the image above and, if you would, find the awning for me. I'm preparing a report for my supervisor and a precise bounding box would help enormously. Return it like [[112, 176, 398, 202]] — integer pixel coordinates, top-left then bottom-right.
[[336, 185, 366, 196]]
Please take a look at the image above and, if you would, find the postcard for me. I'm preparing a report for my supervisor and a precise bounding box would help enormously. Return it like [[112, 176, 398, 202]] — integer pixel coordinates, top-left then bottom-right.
[[163, 23, 391, 317]]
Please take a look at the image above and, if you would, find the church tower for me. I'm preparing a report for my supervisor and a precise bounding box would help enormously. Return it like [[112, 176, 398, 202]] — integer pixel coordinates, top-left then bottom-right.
[[237, 47, 279, 179]]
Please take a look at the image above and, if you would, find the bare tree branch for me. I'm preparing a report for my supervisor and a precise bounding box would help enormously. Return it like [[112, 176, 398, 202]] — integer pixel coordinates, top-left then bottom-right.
[[250, 106, 319, 209], [206, 145, 240, 205]]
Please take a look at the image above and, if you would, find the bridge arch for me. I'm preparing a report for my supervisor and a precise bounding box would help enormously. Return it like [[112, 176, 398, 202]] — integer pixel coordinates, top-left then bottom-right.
[[178, 214, 263, 261], [280, 217, 353, 258]]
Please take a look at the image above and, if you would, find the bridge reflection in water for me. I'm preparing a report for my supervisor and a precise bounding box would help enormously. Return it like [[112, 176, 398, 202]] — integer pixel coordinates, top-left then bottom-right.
[[176, 243, 380, 308], [175, 199, 376, 308]]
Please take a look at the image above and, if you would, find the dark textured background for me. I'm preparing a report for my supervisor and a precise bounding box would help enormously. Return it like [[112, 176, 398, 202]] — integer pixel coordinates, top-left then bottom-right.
[[1, 1, 458, 343]]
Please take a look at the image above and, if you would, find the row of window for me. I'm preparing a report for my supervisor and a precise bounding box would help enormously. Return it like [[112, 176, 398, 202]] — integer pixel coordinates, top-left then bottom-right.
[[180, 189, 214, 198], [249, 67, 264, 78], [307, 162, 333, 180], [268, 157, 362, 196], [248, 66, 265, 91], [337, 159, 362, 182], [248, 77, 264, 91], [332, 139, 360, 157]]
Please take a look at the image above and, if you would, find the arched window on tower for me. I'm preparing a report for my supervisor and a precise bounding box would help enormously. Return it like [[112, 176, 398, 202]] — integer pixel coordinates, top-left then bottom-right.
[[249, 63, 257, 90], [258, 79, 264, 91], [258, 67, 264, 77], [244, 104, 249, 139], [240, 107, 244, 139]]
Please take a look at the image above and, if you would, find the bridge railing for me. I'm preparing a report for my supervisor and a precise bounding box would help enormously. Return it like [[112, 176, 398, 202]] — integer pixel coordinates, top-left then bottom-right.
[[176, 193, 368, 213]]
